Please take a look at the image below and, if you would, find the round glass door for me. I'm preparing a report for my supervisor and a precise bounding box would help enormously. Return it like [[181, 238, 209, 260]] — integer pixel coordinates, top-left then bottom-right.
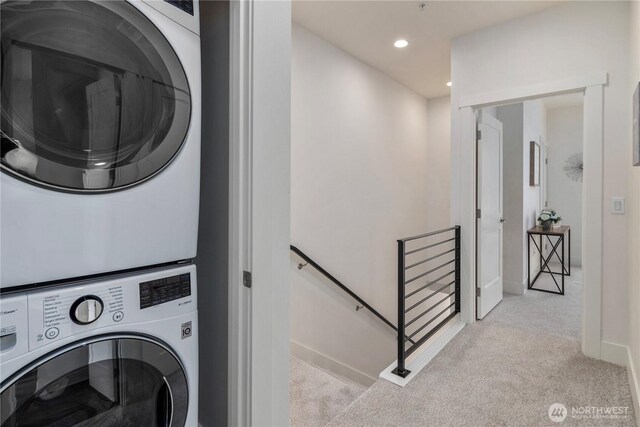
[[0, 0, 191, 192], [0, 337, 189, 427]]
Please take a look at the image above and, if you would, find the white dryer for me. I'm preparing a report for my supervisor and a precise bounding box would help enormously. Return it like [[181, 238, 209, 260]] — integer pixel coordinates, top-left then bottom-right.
[[0, 0, 201, 288], [0, 264, 198, 426]]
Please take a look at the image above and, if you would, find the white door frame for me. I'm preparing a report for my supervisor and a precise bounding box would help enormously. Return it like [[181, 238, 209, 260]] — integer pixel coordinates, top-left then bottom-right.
[[228, 1, 252, 425], [454, 72, 607, 359], [228, 1, 292, 425]]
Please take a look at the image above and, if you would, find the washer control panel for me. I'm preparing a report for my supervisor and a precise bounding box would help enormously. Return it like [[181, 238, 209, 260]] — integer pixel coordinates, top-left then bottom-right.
[[29, 285, 125, 350], [23, 265, 196, 351]]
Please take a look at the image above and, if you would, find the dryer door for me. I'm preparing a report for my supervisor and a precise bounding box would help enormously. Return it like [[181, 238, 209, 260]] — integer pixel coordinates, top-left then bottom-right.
[[0, 336, 189, 427], [0, 0, 191, 192]]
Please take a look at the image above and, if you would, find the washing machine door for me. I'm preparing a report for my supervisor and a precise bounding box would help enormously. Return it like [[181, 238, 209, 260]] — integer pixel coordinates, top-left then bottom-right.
[[0, 336, 189, 427], [0, 0, 191, 192]]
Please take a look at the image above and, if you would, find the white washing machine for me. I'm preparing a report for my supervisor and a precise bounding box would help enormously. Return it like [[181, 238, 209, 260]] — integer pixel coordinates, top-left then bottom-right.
[[0, 264, 198, 426], [0, 0, 201, 288]]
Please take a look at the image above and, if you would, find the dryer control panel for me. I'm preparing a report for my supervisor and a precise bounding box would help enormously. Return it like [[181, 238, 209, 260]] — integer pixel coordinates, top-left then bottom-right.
[[21, 264, 196, 352]]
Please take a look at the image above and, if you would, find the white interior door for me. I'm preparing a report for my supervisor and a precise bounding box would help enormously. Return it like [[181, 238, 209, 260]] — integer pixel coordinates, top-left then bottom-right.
[[476, 110, 504, 319]]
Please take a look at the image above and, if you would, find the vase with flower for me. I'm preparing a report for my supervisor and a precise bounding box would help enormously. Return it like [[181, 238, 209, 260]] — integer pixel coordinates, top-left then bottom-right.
[[538, 209, 562, 231]]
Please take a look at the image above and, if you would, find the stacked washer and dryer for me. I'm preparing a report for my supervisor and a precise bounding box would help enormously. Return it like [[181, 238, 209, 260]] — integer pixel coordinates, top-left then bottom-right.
[[0, 1, 201, 425]]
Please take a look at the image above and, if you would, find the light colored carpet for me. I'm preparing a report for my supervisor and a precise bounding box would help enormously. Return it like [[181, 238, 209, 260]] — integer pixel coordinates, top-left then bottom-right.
[[289, 356, 365, 427], [485, 266, 582, 341], [329, 267, 635, 426]]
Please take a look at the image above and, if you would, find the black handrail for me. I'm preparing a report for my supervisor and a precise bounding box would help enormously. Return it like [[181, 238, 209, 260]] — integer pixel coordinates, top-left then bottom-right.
[[290, 245, 415, 345]]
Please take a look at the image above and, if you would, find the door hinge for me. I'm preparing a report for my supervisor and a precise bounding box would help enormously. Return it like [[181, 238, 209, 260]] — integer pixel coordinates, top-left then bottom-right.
[[243, 270, 252, 288], [476, 129, 482, 140], [476, 287, 481, 296], [476, 209, 481, 219]]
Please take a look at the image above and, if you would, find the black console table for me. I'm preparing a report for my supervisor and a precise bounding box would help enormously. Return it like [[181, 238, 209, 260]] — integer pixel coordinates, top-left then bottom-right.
[[527, 225, 571, 295]]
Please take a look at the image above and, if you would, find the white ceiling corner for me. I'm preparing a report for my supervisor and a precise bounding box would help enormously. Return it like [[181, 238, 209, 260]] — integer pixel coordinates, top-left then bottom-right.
[[292, 0, 565, 99]]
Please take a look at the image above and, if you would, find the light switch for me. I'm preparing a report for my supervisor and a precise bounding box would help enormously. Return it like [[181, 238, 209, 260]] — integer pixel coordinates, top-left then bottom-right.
[[611, 197, 625, 214]]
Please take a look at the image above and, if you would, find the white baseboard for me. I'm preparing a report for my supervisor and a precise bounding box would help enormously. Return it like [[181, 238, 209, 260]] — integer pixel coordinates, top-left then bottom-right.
[[601, 340, 628, 366], [379, 316, 465, 387], [627, 347, 640, 427], [290, 340, 376, 388]]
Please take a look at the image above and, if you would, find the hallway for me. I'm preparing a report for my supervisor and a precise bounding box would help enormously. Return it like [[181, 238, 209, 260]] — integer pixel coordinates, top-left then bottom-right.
[[327, 268, 636, 426]]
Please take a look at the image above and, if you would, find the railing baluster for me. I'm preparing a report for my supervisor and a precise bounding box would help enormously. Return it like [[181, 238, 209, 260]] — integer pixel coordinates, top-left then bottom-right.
[[455, 226, 461, 313], [405, 291, 456, 328], [405, 237, 456, 256], [405, 269, 457, 299], [392, 240, 410, 378], [405, 248, 456, 270], [405, 280, 456, 313], [392, 226, 461, 378]]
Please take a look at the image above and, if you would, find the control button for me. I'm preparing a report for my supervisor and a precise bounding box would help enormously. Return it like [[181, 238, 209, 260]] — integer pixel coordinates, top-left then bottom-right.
[[69, 295, 104, 325], [45, 327, 59, 339], [112, 311, 124, 322]]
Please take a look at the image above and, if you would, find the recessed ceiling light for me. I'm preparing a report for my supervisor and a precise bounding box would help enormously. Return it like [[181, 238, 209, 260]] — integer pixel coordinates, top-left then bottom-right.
[[446, 81, 452, 87], [94, 162, 107, 166], [394, 39, 409, 49]]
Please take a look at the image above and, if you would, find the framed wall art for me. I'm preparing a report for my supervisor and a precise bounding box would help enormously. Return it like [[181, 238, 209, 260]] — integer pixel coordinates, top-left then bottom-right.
[[530, 140, 540, 186], [634, 81, 639, 166]]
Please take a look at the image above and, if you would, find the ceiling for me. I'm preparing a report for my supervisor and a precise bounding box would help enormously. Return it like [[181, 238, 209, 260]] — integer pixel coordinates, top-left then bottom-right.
[[292, 1, 564, 99]]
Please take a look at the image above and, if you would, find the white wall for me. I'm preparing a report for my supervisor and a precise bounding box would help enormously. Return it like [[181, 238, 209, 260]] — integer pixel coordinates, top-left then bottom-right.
[[495, 101, 545, 294], [451, 1, 630, 345], [522, 101, 544, 234], [426, 96, 452, 231], [291, 24, 434, 380], [546, 105, 583, 266], [522, 100, 545, 280], [497, 103, 525, 294], [627, 0, 640, 416]]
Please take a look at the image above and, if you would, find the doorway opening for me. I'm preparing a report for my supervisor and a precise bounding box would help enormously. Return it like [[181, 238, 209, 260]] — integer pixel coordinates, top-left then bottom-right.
[[475, 92, 585, 342]]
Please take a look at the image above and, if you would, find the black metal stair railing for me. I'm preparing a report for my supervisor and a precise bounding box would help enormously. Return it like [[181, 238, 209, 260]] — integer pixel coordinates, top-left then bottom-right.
[[290, 245, 416, 345], [392, 226, 461, 378]]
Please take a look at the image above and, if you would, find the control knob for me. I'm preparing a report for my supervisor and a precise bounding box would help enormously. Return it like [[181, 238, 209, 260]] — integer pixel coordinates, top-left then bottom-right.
[[69, 295, 104, 325]]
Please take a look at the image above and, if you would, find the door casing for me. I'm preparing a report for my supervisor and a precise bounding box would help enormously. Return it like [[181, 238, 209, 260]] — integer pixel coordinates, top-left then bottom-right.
[[454, 73, 606, 359], [228, 1, 292, 426]]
